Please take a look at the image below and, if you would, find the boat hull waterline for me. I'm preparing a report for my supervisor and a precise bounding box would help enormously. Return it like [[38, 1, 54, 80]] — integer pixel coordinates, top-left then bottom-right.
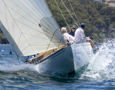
[[29, 42, 93, 77], [33, 45, 75, 77]]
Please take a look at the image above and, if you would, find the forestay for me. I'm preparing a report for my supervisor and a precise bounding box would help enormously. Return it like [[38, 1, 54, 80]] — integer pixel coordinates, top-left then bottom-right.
[[0, 0, 65, 56]]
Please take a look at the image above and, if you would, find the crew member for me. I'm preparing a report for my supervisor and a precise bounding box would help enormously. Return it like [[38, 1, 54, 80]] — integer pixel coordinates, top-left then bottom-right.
[[61, 27, 74, 44], [69, 25, 77, 36]]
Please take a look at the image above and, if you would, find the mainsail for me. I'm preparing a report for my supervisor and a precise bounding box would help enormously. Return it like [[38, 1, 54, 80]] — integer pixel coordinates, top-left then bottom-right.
[[0, 0, 65, 56]]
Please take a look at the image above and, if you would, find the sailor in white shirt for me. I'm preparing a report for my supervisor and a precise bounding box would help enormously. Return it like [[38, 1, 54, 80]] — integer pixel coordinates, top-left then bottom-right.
[[74, 23, 86, 43], [61, 27, 74, 43], [74, 23, 95, 48]]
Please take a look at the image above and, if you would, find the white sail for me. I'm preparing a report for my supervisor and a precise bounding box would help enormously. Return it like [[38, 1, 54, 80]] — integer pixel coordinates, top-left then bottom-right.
[[0, 0, 65, 56]]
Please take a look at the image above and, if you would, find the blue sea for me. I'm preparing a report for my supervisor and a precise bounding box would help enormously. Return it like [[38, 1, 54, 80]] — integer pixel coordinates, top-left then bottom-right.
[[0, 41, 115, 90]]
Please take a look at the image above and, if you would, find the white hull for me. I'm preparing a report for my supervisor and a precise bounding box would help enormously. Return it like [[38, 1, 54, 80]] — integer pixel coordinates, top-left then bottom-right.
[[35, 45, 75, 77]]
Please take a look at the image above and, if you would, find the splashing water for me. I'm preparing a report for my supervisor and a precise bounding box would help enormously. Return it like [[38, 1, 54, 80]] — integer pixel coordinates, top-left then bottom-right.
[[0, 41, 115, 81], [0, 57, 43, 75], [80, 41, 115, 81]]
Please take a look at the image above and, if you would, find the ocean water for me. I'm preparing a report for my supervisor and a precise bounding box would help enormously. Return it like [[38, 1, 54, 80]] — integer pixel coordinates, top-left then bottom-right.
[[0, 41, 115, 90]]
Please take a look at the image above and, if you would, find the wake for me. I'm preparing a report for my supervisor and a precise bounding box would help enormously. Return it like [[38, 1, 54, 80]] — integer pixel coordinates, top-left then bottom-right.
[[0, 63, 35, 72]]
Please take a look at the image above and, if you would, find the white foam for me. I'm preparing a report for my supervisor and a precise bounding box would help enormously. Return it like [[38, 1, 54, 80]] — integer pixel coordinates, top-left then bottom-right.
[[81, 40, 115, 80]]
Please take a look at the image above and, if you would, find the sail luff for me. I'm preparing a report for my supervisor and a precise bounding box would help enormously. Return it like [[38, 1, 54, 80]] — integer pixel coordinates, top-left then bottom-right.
[[0, 0, 65, 56]]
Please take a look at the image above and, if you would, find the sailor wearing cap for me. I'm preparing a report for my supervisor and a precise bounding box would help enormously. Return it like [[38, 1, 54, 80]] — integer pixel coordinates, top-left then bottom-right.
[[69, 25, 77, 36]]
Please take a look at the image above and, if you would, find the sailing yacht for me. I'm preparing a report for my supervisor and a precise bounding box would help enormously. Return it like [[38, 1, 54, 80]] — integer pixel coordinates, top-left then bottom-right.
[[0, 0, 93, 77], [0, 0, 75, 76]]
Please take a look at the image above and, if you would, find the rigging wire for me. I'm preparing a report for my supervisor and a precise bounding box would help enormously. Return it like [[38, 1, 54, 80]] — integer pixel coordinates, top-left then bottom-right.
[[67, 0, 80, 26], [61, 0, 79, 27], [47, 30, 57, 50], [54, 0, 71, 30]]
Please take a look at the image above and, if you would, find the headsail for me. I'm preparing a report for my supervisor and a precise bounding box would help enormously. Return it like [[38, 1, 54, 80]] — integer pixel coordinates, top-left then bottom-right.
[[0, 0, 65, 56]]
